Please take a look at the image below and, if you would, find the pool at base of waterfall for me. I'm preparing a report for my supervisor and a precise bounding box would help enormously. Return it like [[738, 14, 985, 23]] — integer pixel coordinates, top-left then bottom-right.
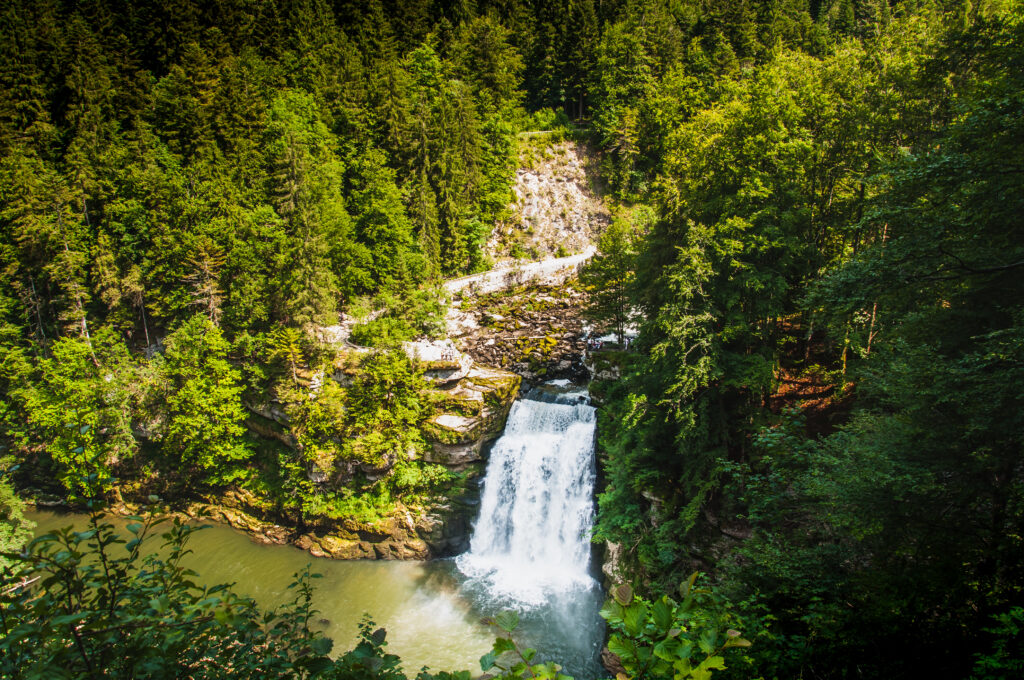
[[454, 380, 605, 677], [25, 380, 607, 678]]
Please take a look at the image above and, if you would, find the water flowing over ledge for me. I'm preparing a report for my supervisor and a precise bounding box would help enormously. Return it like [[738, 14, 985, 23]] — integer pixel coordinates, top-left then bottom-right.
[[456, 384, 599, 607]]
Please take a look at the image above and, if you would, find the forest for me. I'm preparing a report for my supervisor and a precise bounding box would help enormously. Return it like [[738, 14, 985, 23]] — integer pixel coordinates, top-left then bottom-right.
[[1, 0, 1022, 678]]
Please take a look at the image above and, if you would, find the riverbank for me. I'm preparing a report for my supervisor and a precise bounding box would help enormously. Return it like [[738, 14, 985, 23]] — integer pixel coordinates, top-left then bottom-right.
[[29, 482, 481, 562], [25, 507, 496, 672]]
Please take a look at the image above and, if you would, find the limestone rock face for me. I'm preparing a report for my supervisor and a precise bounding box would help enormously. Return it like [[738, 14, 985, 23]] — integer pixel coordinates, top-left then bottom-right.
[[402, 339, 473, 384], [425, 441, 485, 466], [485, 140, 609, 265], [420, 365, 521, 466]]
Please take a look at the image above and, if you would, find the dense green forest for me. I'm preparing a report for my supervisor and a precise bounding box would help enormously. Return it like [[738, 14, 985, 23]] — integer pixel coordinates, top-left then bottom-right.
[[1, 0, 1022, 678]]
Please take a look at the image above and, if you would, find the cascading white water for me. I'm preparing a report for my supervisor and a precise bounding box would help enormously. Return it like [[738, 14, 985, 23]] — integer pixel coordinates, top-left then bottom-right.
[[456, 386, 598, 607]]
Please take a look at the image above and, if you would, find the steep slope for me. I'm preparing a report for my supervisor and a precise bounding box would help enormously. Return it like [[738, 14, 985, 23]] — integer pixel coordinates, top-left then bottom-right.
[[487, 138, 610, 263]]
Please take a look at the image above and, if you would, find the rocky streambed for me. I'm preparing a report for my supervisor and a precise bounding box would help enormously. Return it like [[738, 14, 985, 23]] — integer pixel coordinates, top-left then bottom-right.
[[447, 282, 592, 383]]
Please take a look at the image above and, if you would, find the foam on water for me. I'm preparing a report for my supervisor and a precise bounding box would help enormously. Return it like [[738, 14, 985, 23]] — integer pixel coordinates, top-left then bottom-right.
[[456, 396, 599, 607]]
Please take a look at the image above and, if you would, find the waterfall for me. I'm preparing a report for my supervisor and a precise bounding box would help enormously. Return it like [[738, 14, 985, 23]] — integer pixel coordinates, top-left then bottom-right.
[[456, 385, 598, 607]]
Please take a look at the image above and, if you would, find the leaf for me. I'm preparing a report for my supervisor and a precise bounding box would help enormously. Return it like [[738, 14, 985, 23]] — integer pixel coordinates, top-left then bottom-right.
[[623, 603, 645, 637], [697, 655, 726, 671], [492, 637, 516, 655], [723, 637, 752, 649], [600, 599, 625, 622], [479, 651, 498, 671], [300, 657, 334, 675], [613, 583, 633, 606], [652, 597, 673, 631], [494, 610, 519, 633], [679, 572, 699, 599], [607, 636, 636, 662], [310, 636, 333, 655], [126, 522, 143, 535], [698, 628, 718, 656], [653, 637, 682, 662], [149, 595, 169, 614], [51, 613, 87, 627]]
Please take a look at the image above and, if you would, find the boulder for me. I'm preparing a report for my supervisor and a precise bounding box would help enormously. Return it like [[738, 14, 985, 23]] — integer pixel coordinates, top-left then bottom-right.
[[402, 339, 473, 384], [420, 364, 521, 465]]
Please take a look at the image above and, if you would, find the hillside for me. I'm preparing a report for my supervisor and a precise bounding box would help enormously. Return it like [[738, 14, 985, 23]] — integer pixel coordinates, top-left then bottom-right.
[[487, 137, 610, 263]]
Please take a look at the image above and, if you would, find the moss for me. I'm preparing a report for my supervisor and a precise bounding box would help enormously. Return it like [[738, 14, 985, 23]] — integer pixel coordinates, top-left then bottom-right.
[[432, 389, 484, 417], [421, 415, 480, 445], [465, 371, 522, 406]]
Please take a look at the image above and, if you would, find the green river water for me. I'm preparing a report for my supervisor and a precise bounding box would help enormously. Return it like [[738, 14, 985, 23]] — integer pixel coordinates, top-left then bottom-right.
[[26, 509, 606, 678]]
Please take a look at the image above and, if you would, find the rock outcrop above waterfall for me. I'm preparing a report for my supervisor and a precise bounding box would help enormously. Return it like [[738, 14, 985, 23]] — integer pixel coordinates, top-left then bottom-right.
[[446, 282, 591, 382], [421, 365, 522, 465]]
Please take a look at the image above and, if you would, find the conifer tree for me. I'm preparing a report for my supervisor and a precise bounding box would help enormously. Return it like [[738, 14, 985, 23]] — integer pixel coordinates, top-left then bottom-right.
[[159, 315, 251, 486]]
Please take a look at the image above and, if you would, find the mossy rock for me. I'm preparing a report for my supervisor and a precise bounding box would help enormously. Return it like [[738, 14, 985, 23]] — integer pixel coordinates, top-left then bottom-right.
[[464, 368, 522, 405], [432, 386, 485, 417], [422, 414, 490, 445], [319, 535, 373, 559]]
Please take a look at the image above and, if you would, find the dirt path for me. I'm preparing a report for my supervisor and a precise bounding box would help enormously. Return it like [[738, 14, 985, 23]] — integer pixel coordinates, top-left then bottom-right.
[[443, 246, 596, 296]]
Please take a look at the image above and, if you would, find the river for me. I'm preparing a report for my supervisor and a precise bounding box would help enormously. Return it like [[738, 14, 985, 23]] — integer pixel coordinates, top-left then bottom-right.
[[26, 383, 606, 678]]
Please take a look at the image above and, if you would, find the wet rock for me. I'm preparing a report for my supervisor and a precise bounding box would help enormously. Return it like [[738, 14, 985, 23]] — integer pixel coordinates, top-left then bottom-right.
[[602, 541, 623, 588]]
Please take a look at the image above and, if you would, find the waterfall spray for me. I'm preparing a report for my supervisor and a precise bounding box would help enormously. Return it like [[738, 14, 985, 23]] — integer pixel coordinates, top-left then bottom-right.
[[456, 386, 598, 606]]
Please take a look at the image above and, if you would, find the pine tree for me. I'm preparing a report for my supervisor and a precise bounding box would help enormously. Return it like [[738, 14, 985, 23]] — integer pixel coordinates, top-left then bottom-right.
[[159, 315, 251, 486]]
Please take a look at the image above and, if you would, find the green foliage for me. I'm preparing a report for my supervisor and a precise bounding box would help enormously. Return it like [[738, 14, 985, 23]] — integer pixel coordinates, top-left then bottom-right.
[[971, 607, 1024, 680], [600, 577, 751, 680], [594, 4, 1024, 678], [479, 610, 571, 680], [21, 330, 138, 493], [342, 351, 426, 468], [159, 316, 251, 486], [0, 475, 33, 574], [1, 507, 339, 679], [521, 108, 572, 132], [581, 217, 638, 345], [350, 289, 447, 348], [268, 325, 306, 384], [278, 348, 434, 519]]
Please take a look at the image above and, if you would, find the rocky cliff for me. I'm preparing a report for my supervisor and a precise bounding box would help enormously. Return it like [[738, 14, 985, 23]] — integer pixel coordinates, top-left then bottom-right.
[[240, 340, 521, 560], [487, 138, 609, 263]]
